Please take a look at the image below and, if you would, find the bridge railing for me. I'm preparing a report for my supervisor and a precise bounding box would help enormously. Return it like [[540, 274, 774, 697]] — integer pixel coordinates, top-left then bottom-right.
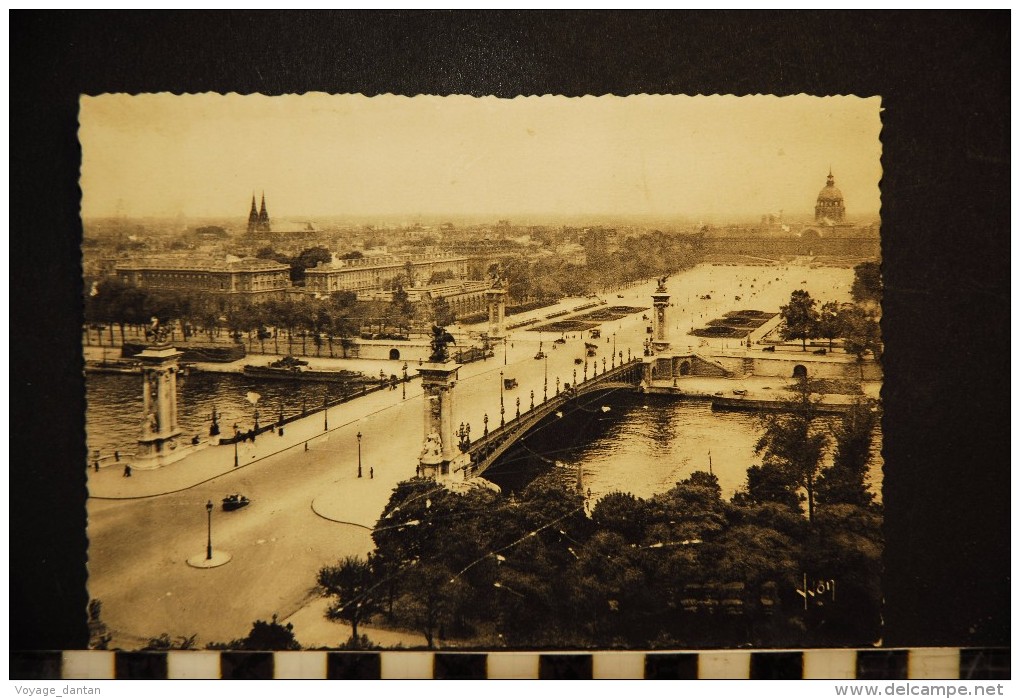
[[465, 358, 643, 463]]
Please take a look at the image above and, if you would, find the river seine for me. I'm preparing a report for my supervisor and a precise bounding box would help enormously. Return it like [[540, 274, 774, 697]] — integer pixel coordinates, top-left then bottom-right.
[[87, 373, 881, 502]]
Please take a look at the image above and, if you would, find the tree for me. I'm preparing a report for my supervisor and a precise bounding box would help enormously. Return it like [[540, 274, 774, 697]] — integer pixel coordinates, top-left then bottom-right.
[[816, 397, 879, 507], [318, 556, 381, 643], [390, 284, 414, 331], [432, 296, 455, 327], [427, 269, 456, 285], [591, 492, 647, 544], [841, 305, 881, 378], [780, 289, 819, 351], [816, 301, 844, 350], [753, 381, 828, 522], [850, 261, 882, 306], [734, 463, 803, 511], [290, 246, 332, 284], [211, 615, 301, 650], [391, 562, 468, 648]]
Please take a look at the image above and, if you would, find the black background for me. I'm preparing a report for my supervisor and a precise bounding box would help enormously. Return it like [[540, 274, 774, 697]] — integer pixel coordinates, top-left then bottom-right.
[[10, 11, 1009, 651]]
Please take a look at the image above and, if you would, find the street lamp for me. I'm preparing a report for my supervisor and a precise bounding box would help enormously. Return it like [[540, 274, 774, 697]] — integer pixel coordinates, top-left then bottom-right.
[[323, 393, 329, 431], [205, 500, 213, 561], [483, 413, 489, 437], [556, 377, 560, 395], [499, 370, 505, 427], [543, 352, 548, 402], [612, 333, 616, 367], [233, 438, 239, 468], [357, 431, 363, 478], [516, 396, 520, 419], [402, 362, 408, 400], [530, 389, 534, 410], [503, 337, 508, 366]]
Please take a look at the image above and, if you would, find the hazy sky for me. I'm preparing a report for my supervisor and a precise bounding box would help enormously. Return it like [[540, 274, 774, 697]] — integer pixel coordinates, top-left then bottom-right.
[[80, 93, 882, 223]]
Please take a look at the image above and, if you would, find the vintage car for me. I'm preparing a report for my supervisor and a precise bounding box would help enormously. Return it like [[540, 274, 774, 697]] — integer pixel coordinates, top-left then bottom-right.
[[222, 494, 250, 511]]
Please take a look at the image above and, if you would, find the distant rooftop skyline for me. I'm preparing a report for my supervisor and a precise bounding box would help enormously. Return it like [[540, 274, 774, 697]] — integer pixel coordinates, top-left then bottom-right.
[[80, 94, 882, 222]]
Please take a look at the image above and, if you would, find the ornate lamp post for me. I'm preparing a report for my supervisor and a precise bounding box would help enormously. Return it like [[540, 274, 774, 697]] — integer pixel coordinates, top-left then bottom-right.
[[602, 357, 606, 374], [233, 438, 239, 468], [323, 393, 329, 431], [402, 362, 408, 400], [499, 370, 505, 427], [543, 352, 548, 402], [573, 368, 577, 387], [584, 359, 588, 381], [503, 337, 508, 366], [357, 431, 363, 478], [556, 377, 560, 395], [530, 389, 534, 410], [483, 413, 489, 437], [612, 333, 616, 367], [516, 396, 521, 419], [205, 500, 213, 561]]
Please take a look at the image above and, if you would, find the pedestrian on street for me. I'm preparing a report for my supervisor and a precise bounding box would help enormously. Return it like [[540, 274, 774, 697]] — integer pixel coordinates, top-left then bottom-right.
[[370, 466, 374, 479], [123, 465, 132, 477], [114, 451, 120, 462], [94, 461, 99, 472]]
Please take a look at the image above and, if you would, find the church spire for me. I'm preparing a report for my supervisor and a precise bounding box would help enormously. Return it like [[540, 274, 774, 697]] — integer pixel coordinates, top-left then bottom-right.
[[246, 193, 259, 234], [257, 192, 271, 232]]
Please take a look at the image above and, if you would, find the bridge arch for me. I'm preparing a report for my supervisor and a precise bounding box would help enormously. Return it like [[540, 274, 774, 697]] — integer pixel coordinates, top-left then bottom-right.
[[792, 364, 807, 379], [389, 348, 401, 360]]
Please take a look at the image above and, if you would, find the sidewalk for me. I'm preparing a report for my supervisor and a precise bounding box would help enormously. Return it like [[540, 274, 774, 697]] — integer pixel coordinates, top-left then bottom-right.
[[87, 377, 424, 499], [85, 333, 566, 500]]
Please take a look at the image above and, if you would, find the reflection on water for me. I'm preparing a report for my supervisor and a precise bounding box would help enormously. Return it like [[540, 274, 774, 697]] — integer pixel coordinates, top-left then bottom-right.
[[486, 395, 883, 503], [85, 373, 359, 455], [87, 372, 882, 505]]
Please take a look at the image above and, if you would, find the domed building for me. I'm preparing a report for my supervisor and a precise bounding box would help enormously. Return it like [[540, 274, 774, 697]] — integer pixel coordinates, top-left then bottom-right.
[[814, 169, 846, 224]]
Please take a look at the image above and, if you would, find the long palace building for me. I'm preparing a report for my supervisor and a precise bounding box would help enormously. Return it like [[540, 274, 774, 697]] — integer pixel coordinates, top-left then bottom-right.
[[304, 252, 468, 295], [115, 257, 291, 307]]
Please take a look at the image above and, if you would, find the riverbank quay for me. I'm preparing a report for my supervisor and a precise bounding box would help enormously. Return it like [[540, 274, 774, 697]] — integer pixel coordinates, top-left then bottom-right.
[[643, 375, 881, 413]]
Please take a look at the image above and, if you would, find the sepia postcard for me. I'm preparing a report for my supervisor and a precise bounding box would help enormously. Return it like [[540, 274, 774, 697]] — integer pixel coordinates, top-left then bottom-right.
[[79, 93, 884, 653]]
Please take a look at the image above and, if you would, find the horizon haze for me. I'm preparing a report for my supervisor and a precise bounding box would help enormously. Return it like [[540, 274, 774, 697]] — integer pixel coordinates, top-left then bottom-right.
[[80, 94, 882, 224]]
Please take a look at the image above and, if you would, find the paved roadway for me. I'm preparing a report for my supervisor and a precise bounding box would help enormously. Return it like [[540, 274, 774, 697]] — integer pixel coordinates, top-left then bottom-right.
[[86, 261, 856, 648]]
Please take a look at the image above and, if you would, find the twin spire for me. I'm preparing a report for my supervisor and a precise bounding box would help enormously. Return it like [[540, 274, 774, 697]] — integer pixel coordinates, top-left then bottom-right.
[[246, 192, 271, 234]]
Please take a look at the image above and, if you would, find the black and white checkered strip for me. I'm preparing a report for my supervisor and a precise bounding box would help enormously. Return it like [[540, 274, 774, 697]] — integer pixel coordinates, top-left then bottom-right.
[[10, 648, 1009, 680]]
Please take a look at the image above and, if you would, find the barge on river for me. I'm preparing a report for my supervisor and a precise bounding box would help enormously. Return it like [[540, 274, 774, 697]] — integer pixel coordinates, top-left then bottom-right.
[[242, 357, 377, 384]]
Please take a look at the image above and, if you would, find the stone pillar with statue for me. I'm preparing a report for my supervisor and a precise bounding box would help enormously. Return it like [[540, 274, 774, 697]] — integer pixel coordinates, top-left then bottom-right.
[[651, 275, 671, 354], [485, 276, 508, 339], [134, 320, 185, 468], [418, 326, 467, 480]]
